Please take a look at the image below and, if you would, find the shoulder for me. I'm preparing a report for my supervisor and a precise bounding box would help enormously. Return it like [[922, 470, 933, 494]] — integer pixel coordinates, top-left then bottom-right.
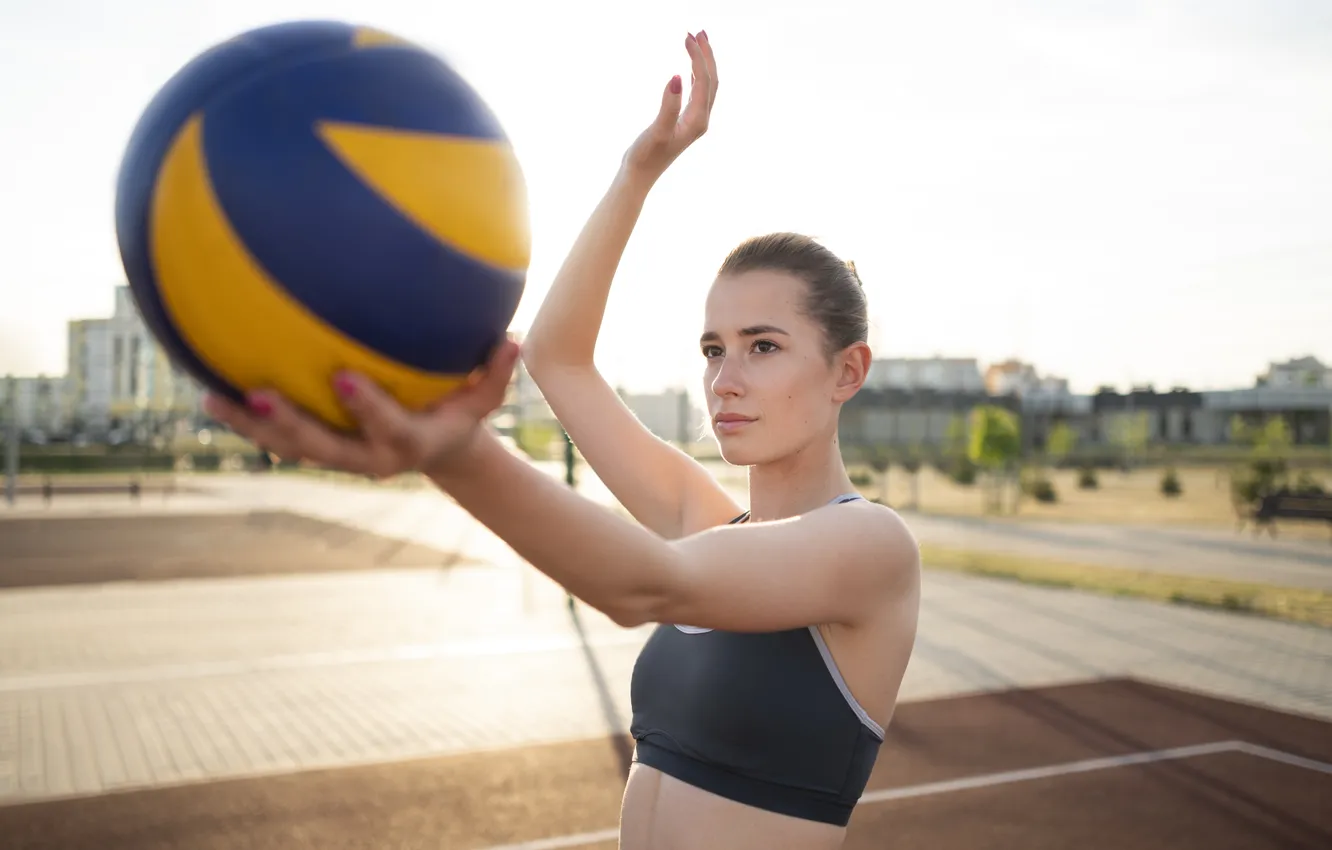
[[817, 498, 920, 583]]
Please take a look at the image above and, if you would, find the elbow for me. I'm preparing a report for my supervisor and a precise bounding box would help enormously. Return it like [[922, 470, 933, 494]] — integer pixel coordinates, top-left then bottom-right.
[[603, 554, 690, 629], [600, 589, 662, 629], [602, 554, 687, 630], [519, 338, 571, 383], [604, 603, 652, 630]]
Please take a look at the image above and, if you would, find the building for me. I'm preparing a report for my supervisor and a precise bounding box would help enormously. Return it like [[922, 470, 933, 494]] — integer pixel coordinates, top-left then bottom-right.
[[1258, 356, 1332, 390], [865, 357, 986, 394], [1, 375, 69, 438], [65, 286, 203, 439], [840, 355, 1332, 456], [618, 387, 706, 444], [985, 359, 1071, 399]]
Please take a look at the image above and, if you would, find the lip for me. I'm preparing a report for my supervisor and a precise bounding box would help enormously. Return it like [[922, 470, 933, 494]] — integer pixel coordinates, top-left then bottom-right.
[[713, 413, 756, 434]]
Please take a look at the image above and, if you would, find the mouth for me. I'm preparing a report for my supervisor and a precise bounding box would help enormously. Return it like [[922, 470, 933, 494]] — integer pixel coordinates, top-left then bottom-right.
[[712, 414, 756, 435]]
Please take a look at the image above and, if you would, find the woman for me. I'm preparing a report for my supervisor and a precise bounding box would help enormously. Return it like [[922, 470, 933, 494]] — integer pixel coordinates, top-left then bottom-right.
[[205, 30, 920, 850]]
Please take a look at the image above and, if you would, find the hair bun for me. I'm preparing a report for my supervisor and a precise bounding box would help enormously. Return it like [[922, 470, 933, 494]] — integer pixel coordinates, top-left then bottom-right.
[[845, 260, 863, 287]]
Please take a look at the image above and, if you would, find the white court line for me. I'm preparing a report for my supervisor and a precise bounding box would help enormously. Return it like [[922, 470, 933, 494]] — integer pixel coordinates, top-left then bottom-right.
[[478, 740, 1332, 850], [1232, 741, 1332, 775]]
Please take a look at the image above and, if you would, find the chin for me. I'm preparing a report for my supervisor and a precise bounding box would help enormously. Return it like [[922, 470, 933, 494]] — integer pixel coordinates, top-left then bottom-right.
[[714, 432, 776, 467]]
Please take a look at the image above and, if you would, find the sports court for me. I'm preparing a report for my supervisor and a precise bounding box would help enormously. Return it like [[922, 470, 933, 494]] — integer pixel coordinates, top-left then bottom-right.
[[0, 678, 1327, 849], [0, 509, 463, 588], [1, 500, 1329, 849]]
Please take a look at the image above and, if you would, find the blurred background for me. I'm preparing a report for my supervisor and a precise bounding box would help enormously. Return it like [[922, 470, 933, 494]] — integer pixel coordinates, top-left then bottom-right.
[[1, 2, 1330, 849]]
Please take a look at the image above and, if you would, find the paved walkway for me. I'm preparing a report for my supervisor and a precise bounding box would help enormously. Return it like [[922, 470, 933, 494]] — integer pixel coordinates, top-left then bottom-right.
[[902, 511, 1332, 590], [0, 473, 1329, 807], [586, 462, 1332, 589]]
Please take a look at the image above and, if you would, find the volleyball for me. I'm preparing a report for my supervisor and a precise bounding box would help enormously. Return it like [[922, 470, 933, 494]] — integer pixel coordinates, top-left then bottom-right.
[[113, 20, 530, 430]]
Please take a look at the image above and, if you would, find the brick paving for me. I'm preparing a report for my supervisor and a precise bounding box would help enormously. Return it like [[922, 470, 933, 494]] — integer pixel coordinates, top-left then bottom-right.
[[0, 473, 1329, 807]]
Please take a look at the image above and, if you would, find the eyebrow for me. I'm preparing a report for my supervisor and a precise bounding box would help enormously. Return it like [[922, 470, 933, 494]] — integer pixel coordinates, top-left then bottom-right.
[[699, 325, 790, 344]]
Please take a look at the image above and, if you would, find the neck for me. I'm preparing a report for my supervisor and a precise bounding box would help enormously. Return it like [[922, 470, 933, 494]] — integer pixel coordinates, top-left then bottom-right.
[[745, 434, 855, 523]]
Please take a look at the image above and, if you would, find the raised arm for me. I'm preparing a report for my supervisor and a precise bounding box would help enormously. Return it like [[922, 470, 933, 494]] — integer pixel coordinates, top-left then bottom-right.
[[520, 31, 739, 540]]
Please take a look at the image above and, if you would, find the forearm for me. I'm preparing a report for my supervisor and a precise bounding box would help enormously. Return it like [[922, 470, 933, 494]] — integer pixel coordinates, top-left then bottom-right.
[[426, 427, 680, 625], [522, 166, 657, 369]]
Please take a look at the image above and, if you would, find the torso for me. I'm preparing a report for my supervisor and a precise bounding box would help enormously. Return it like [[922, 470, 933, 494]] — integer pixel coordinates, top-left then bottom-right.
[[620, 496, 919, 849]]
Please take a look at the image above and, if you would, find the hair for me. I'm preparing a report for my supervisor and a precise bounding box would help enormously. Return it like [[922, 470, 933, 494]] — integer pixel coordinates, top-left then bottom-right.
[[716, 232, 869, 358]]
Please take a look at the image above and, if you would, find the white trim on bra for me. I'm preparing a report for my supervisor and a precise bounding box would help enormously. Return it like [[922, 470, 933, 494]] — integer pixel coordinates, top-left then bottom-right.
[[667, 492, 881, 738]]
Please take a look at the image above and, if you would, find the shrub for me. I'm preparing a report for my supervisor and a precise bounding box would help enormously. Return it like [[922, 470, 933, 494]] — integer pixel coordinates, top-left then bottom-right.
[[1161, 467, 1182, 497]]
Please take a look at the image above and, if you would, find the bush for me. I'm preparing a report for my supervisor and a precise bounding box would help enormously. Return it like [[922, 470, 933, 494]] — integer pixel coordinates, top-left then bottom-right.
[[1021, 471, 1058, 503], [948, 457, 978, 486], [1294, 471, 1326, 494], [1077, 466, 1099, 490], [849, 469, 873, 487], [1160, 467, 1182, 497]]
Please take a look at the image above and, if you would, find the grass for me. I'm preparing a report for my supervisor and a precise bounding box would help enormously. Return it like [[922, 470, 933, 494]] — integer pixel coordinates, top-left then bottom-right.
[[918, 542, 1332, 629], [842, 462, 1332, 541]]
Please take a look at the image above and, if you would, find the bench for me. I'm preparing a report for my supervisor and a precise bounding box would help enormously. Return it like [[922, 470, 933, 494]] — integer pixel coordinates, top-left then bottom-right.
[[1237, 488, 1332, 540], [10, 475, 178, 505]]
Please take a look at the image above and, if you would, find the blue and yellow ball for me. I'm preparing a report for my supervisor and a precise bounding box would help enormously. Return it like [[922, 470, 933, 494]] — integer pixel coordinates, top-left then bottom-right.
[[114, 20, 529, 430]]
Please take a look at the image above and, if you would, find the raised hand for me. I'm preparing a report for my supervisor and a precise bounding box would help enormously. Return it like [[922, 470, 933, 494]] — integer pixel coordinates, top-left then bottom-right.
[[202, 339, 521, 479], [622, 31, 719, 181]]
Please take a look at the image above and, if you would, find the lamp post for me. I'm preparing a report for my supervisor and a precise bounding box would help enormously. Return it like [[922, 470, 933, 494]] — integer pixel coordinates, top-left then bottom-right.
[[4, 376, 18, 507]]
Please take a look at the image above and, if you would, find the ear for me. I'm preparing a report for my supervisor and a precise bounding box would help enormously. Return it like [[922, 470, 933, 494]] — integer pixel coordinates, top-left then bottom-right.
[[832, 341, 872, 402]]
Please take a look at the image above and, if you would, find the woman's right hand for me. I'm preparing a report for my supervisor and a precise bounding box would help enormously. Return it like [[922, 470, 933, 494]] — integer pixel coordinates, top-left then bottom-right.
[[622, 31, 718, 183]]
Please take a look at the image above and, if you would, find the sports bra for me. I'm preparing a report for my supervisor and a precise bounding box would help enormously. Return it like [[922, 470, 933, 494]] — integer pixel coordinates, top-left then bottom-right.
[[627, 493, 881, 827]]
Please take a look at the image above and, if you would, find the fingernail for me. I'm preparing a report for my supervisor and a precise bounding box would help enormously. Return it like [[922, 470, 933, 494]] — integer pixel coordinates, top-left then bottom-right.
[[334, 374, 356, 398], [669, 75, 682, 94], [698, 30, 708, 43], [248, 395, 273, 417]]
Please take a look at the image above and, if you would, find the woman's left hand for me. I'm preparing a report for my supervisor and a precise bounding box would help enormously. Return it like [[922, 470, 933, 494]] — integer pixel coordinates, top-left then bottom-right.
[[202, 338, 521, 479]]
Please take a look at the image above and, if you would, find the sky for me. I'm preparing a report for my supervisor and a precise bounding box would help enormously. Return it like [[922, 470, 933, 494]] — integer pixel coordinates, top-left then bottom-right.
[[1, 0, 1330, 394]]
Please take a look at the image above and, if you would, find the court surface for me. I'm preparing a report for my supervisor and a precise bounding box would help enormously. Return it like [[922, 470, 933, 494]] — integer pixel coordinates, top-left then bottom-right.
[[1, 677, 1327, 850], [2, 482, 1329, 849], [0, 511, 464, 588]]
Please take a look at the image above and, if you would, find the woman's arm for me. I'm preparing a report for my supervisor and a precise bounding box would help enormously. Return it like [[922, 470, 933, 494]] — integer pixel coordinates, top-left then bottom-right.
[[200, 348, 916, 634], [521, 32, 737, 540], [427, 426, 918, 632]]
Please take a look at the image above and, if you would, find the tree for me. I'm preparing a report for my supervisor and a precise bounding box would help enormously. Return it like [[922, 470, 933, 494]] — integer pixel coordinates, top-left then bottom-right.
[[899, 444, 924, 510], [1109, 411, 1150, 471], [1230, 415, 1294, 508], [863, 444, 893, 506], [942, 413, 977, 485], [968, 405, 1022, 513], [1046, 422, 1077, 466]]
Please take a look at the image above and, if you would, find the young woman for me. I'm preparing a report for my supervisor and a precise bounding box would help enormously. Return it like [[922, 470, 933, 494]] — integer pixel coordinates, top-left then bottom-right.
[[205, 30, 920, 850]]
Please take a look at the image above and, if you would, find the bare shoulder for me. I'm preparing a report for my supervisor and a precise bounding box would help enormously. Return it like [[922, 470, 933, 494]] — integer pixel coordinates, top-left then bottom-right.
[[828, 498, 921, 589]]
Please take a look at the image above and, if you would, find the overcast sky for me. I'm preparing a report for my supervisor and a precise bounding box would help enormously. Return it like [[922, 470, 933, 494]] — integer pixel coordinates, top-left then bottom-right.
[[1, 0, 1329, 393]]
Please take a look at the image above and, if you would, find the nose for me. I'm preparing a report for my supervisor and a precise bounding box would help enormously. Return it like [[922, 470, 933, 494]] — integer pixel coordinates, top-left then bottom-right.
[[709, 354, 746, 399]]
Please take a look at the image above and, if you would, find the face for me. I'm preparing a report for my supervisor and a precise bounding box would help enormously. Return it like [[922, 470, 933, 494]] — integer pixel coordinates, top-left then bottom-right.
[[700, 269, 869, 466]]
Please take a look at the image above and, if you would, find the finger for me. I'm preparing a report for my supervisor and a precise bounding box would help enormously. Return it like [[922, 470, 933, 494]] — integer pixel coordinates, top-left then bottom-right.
[[333, 373, 425, 472], [680, 32, 712, 134], [203, 392, 301, 459], [469, 339, 522, 412], [697, 30, 718, 108], [256, 390, 374, 472], [434, 339, 521, 422], [653, 72, 684, 135]]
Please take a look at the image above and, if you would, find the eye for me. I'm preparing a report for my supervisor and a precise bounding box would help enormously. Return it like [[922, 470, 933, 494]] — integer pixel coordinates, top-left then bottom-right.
[[701, 344, 723, 359], [752, 339, 780, 354]]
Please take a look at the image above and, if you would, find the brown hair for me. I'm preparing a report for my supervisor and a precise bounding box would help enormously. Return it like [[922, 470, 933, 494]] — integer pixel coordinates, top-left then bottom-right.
[[717, 232, 869, 358]]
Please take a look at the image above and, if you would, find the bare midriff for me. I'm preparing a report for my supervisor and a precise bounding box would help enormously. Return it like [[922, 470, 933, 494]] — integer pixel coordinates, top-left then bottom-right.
[[616, 761, 850, 850]]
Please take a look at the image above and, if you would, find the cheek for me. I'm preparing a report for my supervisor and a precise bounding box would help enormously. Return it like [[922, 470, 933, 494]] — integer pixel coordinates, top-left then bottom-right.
[[766, 357, 828, 419]]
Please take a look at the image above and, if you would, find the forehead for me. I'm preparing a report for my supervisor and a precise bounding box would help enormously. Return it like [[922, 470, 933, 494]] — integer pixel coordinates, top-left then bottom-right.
[[703, 269, 808, 327]]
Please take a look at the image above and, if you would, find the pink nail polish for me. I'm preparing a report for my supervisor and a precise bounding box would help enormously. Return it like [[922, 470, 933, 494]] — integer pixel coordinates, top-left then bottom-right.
[[669, 75, 682, 95], [248, 396, 273, 417], [334, 375, 356, 398]]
